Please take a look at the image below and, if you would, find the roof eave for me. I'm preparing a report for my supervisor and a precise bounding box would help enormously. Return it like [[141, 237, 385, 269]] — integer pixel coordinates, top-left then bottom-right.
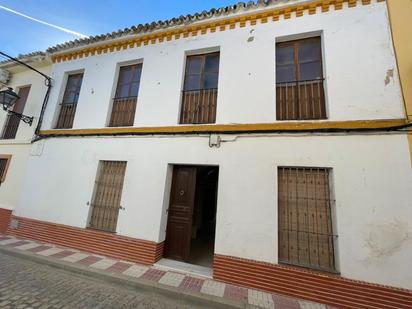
[[47, 0, 313, 56], [0, 53, 52, 70]]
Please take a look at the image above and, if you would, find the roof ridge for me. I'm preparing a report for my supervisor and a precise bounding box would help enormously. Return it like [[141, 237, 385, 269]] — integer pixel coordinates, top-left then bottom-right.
[[47, 0, 291, 53]]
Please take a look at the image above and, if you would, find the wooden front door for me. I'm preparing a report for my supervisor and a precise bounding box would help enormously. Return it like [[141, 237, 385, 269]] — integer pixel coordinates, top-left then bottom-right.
[[165, 166, 197, 261]]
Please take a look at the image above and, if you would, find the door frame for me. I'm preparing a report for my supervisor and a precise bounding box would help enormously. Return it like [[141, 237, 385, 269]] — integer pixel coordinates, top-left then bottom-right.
[[161, 163, 220, 266]]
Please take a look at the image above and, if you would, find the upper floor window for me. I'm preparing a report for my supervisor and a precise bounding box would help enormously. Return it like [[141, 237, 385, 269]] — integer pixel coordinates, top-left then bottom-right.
[[180, 52, 219, 124], [55, 73, 83, 129], [276, 37, 326, 120], [0, 155, 12, 184], [1, 86, 31, 139], [108, 63, 142, 127]]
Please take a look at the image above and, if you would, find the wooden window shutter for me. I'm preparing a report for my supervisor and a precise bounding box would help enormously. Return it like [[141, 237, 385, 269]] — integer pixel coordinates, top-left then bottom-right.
[[0, 155, 12, 183], [276, 37, 326, 120], [180, 52, 219, 124], [278, 167, 336, 272], [109, 64, 142, 127], [55, 73, 84, 129], [89, 161, 127, 232], [1, 86, 31, 139]]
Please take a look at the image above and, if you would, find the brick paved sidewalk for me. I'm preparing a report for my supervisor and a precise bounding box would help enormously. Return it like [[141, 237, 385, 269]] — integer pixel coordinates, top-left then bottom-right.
[[0, 234, 334, 309]]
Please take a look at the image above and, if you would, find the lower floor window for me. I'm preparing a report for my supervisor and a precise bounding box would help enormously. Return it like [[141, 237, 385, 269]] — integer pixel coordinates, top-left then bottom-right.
[[278, 167, 337, 272], [89, 161, 127, 232], [0, 155, 12, 184]]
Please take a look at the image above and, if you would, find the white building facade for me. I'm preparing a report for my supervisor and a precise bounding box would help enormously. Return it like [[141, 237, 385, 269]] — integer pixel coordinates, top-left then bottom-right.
[[5, 1, 412, 308], [0, 53, 51, 233]]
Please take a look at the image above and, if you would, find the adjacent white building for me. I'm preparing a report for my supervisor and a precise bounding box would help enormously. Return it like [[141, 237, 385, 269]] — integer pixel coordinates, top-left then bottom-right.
[[0, 53, 51, 232], [2, 0, 411, 308]]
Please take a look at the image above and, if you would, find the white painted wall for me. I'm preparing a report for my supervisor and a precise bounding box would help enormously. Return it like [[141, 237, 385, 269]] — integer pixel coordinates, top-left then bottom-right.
[[7, 0, 412, 291], [0, 65, 51, 141], [0, 146, 30, 210], [0, 65, 51, 210], [41, 1, 404, 130], [15, 134, 412, 289]]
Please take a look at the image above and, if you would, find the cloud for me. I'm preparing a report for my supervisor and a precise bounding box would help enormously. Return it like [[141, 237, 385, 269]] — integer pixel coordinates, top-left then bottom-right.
[[0, 5, 88, 38]]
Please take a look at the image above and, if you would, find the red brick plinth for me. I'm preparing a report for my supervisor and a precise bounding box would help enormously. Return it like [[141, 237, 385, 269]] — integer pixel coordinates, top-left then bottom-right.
[[0, 208, 12, 233], [213, 254, 412, 309], [7, 216, 164, 265]]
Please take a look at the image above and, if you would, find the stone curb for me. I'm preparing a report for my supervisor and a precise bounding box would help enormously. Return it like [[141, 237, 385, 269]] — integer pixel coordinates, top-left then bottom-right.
[[0, 245, 251, 309]]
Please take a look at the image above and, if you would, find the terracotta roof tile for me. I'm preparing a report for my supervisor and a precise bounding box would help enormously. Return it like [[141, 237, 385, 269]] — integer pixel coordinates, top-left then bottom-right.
[[47, 0, 290, 53]]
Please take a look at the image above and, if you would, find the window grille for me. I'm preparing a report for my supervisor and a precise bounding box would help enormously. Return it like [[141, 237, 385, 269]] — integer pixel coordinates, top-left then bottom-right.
[[89, 161, 127, 232], [278, 167, 337, 272], [180, 52, 219, 124], [276, 37, 326, 120], [109, 64, 142, 127], [55, 73, 83, 129]]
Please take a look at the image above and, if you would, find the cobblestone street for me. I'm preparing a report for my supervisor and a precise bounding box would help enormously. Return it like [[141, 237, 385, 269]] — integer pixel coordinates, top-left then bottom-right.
[[0, 253, 215, 309]]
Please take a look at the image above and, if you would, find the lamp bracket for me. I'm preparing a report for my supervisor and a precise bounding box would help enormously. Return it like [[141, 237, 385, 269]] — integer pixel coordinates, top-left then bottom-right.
[[7, 110, 34, 126]]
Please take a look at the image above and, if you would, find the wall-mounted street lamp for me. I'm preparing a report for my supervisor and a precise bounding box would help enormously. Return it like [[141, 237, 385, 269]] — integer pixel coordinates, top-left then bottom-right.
[[0, 87, 34, 125], [0, 87, 19, 109], [0, 51, 52, 130]]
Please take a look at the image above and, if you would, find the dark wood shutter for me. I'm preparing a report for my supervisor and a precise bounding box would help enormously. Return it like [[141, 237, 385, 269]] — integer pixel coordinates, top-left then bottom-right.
[[278, 167, 336, 272], [180, 52, 219, 124], [276, 37, 326, 120], [1, 86, 31, 139], [109, 64, 142, 127], [89, 161, 127, 232], [55, 73, 83, 129], [0, 156, 11, 183]]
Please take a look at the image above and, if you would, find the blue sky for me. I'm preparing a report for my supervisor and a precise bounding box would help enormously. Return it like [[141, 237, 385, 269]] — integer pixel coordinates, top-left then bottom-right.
[[0, 0, 235, 57]]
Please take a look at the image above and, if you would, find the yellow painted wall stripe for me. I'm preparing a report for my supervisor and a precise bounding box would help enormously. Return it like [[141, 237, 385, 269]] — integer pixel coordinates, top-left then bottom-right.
[[39, 119, 409, 136]]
